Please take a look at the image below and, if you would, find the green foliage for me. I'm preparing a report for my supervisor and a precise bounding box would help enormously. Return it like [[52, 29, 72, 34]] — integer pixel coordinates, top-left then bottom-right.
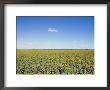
[[16, 49, 94, 75]]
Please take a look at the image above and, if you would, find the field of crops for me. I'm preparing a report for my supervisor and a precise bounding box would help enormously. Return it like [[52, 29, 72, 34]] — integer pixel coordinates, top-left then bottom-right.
[[16, 49, 94, 75]]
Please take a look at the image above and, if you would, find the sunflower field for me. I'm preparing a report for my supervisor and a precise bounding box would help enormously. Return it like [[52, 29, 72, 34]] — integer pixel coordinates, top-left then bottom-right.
[[16, 49, 94, 75]]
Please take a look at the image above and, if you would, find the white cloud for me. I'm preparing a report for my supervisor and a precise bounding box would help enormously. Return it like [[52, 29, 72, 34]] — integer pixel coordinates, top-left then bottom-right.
[[24, 42, 33, 45], [73, 40, 78, 44], [48, 28, 58, 32], [20, 38, 23, 41], [72, 40, 90, 49], [17, 41, 33, 49]]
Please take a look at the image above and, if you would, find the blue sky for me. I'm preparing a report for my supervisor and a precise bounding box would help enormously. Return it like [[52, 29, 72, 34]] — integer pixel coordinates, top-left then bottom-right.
[[16, 16, 94, 49]]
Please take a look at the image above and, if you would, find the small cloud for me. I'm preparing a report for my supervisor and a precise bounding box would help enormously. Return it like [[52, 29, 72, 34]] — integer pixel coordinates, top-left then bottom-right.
[[20, 38, 23, 41], [48, 28, 58, 32], [24, 42, 32, 45], [73, 40, 78, 44]]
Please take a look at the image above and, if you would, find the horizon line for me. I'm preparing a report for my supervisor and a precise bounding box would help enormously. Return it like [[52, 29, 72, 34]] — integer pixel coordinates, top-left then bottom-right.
[[16, 49, 94, 50]]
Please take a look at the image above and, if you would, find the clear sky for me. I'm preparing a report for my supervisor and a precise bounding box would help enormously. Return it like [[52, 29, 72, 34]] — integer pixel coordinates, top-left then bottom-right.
[[16, 16, 94, 49]]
